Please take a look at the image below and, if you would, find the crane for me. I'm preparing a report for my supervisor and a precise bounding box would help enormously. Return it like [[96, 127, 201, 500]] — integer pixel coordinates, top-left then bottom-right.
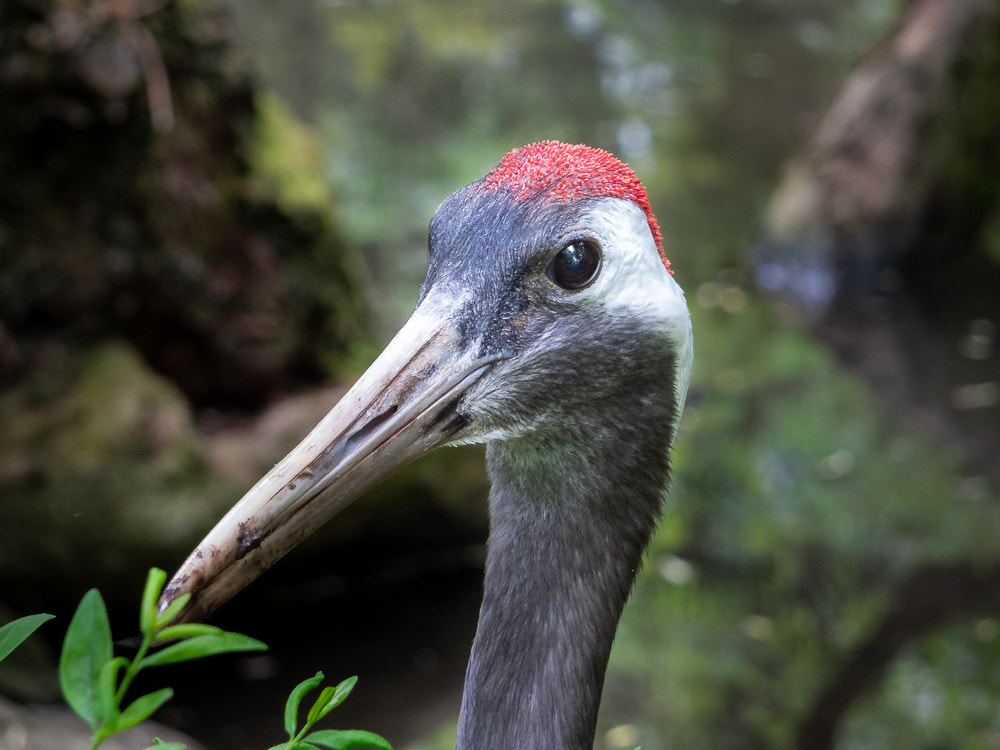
[[159, 140, 693, 749]]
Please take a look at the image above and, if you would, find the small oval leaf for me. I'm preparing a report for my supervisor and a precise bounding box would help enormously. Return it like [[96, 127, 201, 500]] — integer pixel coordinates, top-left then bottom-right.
[[0, 613, 54, 663], [140, 569, 168, 635], [285, 671, 324, 735], [97, 656, 129, 724], [303, 729, 393, 750], [305, 686, 336, 727], [305, 675, 356, 726], [153, 592, 191, 630], [117, 687, 174, 731], [325, 676, 358, 713], [139, 632, 266, 669], [59, 589, 113, 728], [154, 623, 223, 642]]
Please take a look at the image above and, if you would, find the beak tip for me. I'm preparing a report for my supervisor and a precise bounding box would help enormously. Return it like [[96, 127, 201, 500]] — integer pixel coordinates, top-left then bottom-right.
[[157, 541, 257, 624], [157, 576, 188, 615], [157, 316, 491, 624], [157, 564, 209, 623]]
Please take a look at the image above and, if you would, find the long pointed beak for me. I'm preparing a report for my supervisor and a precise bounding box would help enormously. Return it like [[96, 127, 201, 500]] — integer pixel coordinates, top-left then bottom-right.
[[159, 303, 490, 622]]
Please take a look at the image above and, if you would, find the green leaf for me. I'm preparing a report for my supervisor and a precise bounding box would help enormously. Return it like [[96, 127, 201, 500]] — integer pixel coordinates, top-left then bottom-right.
[[154, 623, 223, 642], [0, 613, 54, 663], [303, 729, 393, 750], [305, 686, 336, 726], [138, 632, 266, 668], [153, 592, 191, 630], [325, 676, 356, 712], [306, 675, 357, 726], [59, 589, 113, 728], [96, 656, 129, 724], [140, 569, 167, 635], [285, 671, 324, 735], [116, 687, 174, 731]]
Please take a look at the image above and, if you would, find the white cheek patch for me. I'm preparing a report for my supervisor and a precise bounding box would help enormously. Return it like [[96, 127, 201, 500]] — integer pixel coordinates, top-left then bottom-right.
[[576, 198, 694, 434]]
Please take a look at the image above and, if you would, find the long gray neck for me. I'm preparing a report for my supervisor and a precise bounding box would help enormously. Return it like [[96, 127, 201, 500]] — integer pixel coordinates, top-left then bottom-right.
[[456, 423, 673, 749]]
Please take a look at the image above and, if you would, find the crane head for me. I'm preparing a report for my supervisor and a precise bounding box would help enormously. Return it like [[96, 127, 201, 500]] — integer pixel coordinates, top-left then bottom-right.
[[159, 141, 692, 621]]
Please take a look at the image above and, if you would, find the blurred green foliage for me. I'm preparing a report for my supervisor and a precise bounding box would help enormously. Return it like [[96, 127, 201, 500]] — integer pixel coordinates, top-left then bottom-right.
[[229, 0, 900, 329], [611, 297, 1000, 750]]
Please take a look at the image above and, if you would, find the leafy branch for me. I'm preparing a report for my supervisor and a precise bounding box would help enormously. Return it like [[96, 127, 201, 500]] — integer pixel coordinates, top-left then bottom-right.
[[1, 569, 391, 749], [269, 672, 392, 750], [59, 568, 267, 750]]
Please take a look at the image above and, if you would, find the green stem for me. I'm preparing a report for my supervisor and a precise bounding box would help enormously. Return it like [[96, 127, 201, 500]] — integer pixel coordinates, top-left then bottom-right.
[[91, 627, 155, 748], [288, 716, 316, 748], [114, 630, 153, 707]]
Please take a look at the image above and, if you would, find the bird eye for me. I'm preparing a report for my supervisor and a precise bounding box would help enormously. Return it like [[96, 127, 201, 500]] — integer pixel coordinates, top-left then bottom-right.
[[546, 240, 601, 290]]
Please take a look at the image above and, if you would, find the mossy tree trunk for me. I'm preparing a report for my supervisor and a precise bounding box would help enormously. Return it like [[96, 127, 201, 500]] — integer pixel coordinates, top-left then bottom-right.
[[0, 0, 374, 609], [0, 0, 367, 410]]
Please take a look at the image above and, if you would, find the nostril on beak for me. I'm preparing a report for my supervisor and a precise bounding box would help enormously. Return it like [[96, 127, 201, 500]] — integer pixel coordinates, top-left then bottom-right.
[[344, 404, 398, 450]]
